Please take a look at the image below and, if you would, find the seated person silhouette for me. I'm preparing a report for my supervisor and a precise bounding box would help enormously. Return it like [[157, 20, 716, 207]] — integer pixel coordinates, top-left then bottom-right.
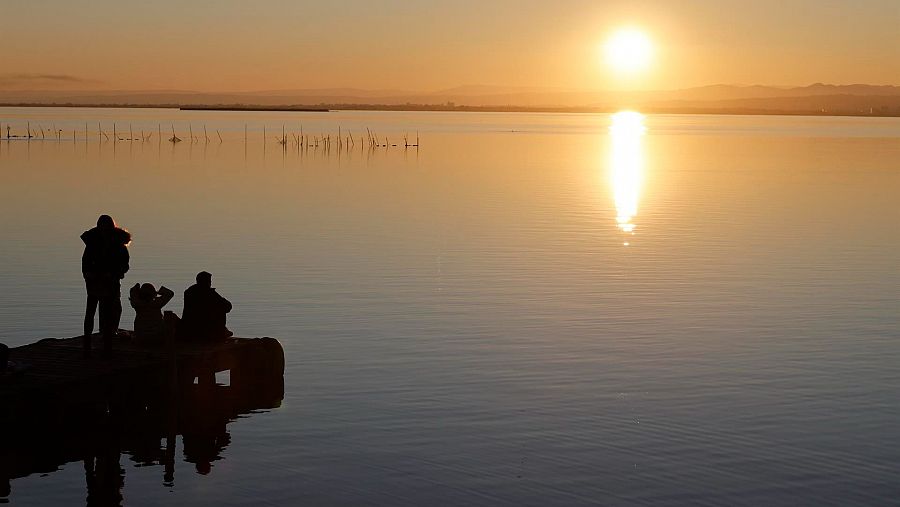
[[180, 272, 233, 342], [129, 283, 175, 345]]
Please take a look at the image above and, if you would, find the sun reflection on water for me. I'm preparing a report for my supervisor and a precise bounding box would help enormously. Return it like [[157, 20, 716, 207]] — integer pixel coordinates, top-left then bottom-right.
[[609, 111, 646, 242]]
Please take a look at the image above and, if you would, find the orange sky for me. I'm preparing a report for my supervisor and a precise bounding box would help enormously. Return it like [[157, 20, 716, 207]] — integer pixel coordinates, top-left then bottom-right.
[[1, 1, 897, 92]]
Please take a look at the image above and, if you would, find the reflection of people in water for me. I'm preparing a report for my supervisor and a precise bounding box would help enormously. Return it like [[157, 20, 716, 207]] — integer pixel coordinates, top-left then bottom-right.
[[180, 272, 233, 342], [181, 387, 232, 475], [129, 283, 175, 346], [83, 407, 125, 507], [182, 423, 231, 475], [81, 215, 131, 357], [0, 462, 10, 503], [1, 376, 286, 504], [84, 448, 124, 507]]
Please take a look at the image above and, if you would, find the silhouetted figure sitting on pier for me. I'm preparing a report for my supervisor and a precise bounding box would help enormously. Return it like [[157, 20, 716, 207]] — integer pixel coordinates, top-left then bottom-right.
[[81, 215, 131, 358], [129, 283, 175, 346], [180, 272, 233, 342]]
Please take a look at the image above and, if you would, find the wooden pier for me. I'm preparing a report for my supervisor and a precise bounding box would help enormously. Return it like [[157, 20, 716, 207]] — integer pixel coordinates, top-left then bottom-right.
[[0, 331, 285, 501], [0, 331, 285, 427]]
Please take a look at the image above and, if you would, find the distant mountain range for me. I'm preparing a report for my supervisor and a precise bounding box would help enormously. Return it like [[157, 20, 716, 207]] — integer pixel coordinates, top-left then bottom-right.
[[2, 84, 899, 116]]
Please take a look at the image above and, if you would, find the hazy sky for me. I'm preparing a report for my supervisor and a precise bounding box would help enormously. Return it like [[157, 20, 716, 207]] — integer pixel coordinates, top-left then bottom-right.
[[2, 0, 897, 92]]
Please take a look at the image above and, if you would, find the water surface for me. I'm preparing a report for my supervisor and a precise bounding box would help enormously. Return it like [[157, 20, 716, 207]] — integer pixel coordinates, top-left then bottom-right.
[[0, 108, 898, 505]]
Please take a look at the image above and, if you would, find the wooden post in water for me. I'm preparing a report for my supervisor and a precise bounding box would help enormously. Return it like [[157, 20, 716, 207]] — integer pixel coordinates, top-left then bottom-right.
[[163, 311, 179, 396], [164, 411, 176, 486], [165, 311, 177, 388]]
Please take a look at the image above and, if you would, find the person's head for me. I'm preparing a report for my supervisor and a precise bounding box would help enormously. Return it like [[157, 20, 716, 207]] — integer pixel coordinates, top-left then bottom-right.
[[196, 271, 213, 288], [97, 214, 115, 230], [139, 283, 157, 301]]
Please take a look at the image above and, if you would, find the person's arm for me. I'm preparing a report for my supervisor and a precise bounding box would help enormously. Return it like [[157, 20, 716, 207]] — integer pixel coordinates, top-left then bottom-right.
[[120, 246, 130, 278], [82, 244, 96, 279], [216, 291, 233, 313], [82, 249, 91, 278], [156, 286, 175, 308], [129, 283, 141, 301]]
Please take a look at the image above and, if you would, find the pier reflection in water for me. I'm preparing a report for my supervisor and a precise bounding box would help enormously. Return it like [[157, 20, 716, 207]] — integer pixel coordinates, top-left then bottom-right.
[[0, 375, 283, 506], [608, 111, 646, 244]]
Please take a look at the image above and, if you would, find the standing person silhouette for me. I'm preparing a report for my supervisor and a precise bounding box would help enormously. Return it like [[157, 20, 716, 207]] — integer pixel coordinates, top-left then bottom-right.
[[81, 215, 131, 358]]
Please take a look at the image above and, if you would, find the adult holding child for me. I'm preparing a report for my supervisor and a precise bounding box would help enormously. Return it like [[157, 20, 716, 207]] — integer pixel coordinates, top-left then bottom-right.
[[81, 215, 131, 358]]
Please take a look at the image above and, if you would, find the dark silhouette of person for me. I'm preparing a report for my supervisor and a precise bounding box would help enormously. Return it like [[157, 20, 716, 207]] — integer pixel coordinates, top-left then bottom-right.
[[0, 343, 7, 374], [83, 407, 125, 507], [81, 215, 131, 357], [128, 283, 175, 346], [182, 419, 231, 476], [180, 272, 233, 342]]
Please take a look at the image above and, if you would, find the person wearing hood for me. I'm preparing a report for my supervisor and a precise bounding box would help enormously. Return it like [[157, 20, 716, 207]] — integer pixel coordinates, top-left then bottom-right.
[[129, 283, 175, 346], [81, 214, 131, 357]]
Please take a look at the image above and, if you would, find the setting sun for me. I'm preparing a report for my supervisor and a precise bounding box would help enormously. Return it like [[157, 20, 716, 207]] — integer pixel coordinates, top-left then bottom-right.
[[1, 2, 899, 505], [604, 28, 653, 75]]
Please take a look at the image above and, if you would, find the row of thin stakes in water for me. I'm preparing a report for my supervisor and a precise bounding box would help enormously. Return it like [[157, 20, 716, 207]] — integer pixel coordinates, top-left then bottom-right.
[[0, 121, 420, 149]]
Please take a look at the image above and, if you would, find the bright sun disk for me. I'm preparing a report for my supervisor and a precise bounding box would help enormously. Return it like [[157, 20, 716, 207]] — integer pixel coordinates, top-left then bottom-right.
[[604, 28, 653, 75]]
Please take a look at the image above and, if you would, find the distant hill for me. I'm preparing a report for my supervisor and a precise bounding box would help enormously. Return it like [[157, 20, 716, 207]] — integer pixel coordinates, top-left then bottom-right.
[[1, 84, 899, 116]]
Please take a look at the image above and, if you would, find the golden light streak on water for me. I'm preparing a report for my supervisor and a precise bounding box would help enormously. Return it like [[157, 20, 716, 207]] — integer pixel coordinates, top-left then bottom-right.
[[609, 111, 646, 242]]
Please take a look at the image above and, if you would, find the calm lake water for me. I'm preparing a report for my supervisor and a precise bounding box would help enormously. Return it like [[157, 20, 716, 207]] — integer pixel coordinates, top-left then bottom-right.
[[0, 108, 898, 506]]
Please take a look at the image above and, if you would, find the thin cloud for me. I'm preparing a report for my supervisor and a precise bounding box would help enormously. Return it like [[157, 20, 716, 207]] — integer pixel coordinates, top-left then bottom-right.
[[0, 73, 100, 88]]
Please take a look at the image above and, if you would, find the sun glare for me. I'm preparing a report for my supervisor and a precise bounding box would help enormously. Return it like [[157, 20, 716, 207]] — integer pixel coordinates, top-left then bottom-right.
[[609, 111, 646, 237], [604, 28, 653, 75]]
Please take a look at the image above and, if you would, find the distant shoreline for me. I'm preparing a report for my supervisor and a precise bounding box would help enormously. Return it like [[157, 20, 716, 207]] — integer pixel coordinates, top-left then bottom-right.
[[0, 102, 897, 118], [180, 105, 330, 112]]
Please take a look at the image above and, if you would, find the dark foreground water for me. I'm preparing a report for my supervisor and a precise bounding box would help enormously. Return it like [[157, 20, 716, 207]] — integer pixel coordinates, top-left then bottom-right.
[[0, 108, 898, 505]]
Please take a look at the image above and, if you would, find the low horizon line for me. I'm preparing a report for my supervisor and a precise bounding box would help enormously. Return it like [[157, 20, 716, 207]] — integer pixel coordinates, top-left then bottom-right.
[[2, 81, 899, 96]]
